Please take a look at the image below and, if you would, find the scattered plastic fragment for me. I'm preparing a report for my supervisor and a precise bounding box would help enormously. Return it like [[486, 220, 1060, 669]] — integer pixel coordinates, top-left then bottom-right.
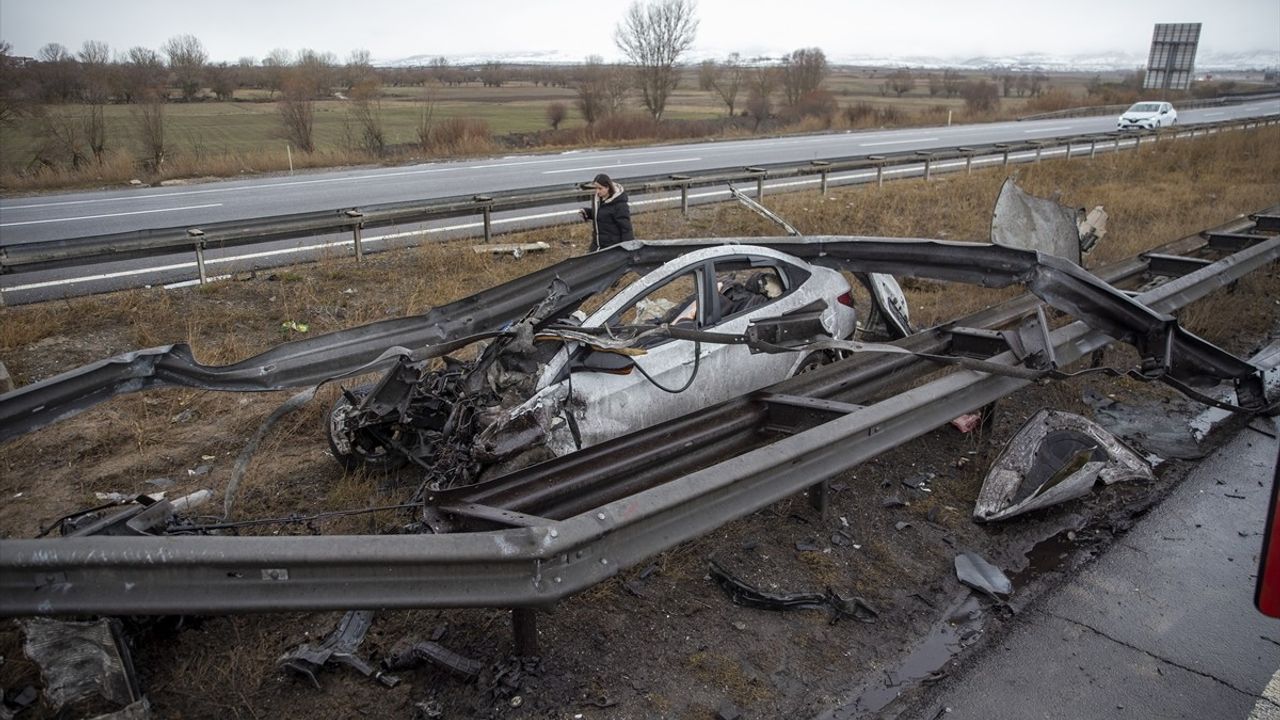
[[950, 413, 982, 433], [281, 320, 310, 333], [954, 552, 1012, 598]]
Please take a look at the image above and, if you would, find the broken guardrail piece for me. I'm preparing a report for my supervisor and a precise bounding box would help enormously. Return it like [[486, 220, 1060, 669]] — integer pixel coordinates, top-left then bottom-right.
[[973, 409, 1153, 522], [278, 610, 400, 689]]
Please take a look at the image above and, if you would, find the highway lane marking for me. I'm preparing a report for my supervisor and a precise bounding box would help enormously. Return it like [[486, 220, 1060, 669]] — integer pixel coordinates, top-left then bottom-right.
[[1024, 126, 1073, 133], [1247, 667, 1280, 718], [0, 203, 224, 227], [860, 137, 938, 147], [541, 158, 702, 174], [1203, 112, 1225, 117]]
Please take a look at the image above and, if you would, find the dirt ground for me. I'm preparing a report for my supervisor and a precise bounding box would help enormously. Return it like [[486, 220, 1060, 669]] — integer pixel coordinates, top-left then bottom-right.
[[1, 130, 1278, 719]]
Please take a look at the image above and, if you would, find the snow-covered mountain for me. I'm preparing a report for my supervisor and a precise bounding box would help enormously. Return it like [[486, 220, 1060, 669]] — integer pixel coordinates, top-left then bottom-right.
[[379, 48, 1278, 72]]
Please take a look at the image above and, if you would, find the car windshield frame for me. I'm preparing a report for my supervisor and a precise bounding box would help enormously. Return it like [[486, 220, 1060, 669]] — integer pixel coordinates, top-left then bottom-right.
[[1127, 103, 1162, 113]]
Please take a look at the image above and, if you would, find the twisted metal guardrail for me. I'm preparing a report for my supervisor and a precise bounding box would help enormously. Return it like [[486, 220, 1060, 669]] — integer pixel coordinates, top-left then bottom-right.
[[1, 117, 1276, 283]]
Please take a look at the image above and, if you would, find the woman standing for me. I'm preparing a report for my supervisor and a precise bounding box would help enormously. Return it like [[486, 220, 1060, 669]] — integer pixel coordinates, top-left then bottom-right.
[[580, 173, 634, 250]]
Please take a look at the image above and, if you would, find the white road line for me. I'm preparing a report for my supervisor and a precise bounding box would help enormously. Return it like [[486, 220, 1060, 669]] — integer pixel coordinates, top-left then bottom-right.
[[0, 203, 223, 227], [1204, 112, 1225, 117], [1248, 667, 1280, 719], [541, 158, 701, 174], [1024, 126, 1073, 133], [860, 137, 938, 147]]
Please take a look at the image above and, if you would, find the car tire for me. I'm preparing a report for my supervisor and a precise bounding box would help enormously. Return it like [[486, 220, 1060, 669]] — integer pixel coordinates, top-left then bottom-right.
[[793, 349, 841, 376], [326, 383, 411, 471]]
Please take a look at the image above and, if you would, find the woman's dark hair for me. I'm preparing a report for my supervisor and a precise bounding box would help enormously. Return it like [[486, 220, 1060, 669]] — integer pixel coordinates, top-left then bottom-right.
[[592, 173, 612, 187]]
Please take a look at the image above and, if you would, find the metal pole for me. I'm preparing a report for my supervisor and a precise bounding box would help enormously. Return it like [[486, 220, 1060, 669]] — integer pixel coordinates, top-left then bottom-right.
[[756, 176, 764, 200], [680, 184, 689, 215], [820, 170, 828, 195], [1064, 142, 1071, 160], [1090, 139, 1097, 158], [195, 243, 207, 284], [965, 154, 973, 175], [352, 224, 364, 261], [1034, 144, 1042, 164], [483, 206, 492, 243], [923, 156, 932, 180]]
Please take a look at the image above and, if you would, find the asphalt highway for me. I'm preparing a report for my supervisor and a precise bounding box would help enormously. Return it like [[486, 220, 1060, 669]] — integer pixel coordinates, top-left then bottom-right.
[[1, 99, 1276, 303]]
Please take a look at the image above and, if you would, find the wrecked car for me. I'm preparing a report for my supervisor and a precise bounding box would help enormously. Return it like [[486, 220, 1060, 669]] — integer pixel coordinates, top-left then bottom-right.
[[326, 245, 859, 486]]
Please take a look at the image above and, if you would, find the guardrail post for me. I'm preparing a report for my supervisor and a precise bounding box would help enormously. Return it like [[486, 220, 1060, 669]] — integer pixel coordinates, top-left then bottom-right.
[[811, 160, 830, 194], [1113, 135, 1120, 153], [916, 151, 933, 180], [868, 155, 886, 187], [1064, 141, 1072, 160], [1090, 138, 1098, 158], [1032, 141, 1044, 164], [344, 210, 365, 261], [996, 144, 1010, 167], [958, 147, 974, 175], [474, 195, 493, 244], [745, 166, 765, 200], [187, 228, 207, 284], [670, 174, 691, 215]]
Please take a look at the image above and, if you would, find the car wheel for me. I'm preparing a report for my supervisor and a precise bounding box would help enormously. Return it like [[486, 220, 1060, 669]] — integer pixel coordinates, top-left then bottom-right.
[[326, 383, 411, 471], [794, 349, 841, 376]]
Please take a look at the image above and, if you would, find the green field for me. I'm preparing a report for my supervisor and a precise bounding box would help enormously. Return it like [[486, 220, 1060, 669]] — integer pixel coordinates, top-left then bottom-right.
[[0, 67, 1105, 185]]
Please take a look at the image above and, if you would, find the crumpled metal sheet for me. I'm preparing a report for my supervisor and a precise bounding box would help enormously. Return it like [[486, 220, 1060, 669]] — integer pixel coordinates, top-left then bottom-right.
[[20, 617, 140, 710], [1, 237, 1272, 443], [974, 409, 1154, 522], [991, 177, 1084, 264], [954, 552, 1012, 597]]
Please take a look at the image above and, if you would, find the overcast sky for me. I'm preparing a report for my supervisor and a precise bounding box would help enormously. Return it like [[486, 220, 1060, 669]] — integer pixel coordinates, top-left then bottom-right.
[[2, 0, 1276, 64]]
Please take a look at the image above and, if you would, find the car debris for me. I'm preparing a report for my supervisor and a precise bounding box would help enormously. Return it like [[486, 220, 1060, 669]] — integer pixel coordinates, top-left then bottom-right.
[[278, 610, 399, 689], [471, 241, 550, 257], [953, 552, 1012, 599], [19, 617, 141, 711], [973, 410, 1154, 522], [86, 697, 153, 720], [384, 636, 484, 680], [708, 560, 878, 623], [990, 177, 1106, 263]]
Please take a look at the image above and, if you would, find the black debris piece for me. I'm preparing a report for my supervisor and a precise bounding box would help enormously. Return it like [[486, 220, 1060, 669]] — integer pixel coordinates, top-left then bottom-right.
[[708, 561, 877, 623], [795, 540, 821, 552], [717, 700, 744, 720], [19, 617, 141, 711], [895, 521, 912, 531], [882, 496, 908, 508], [386, 638, 484, 680]]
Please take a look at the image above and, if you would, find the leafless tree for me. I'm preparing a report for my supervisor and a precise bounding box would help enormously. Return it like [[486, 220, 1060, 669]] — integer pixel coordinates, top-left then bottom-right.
[[279, 72, 316, 153], [480, 62, 507, 87], [416, 92, 438, 151], [961, 80, 999, 113], [886, 68, 915, 97], [36, 43, 78, 102], [927, 74, 942, 97], [76, 41, 112, 161], [262, 48, 292, 98], [345, 49, 374, 91], [780, 47, 827, 107], [0, 41, 23, 127], [614, 0, 698, 119], [134, 90, 167, 170], [704, 53, 744, 116], [347, 78, 386, 156], [546, 101, 567, 130], [294, 49, 336, 98], [121, 46, 167, 103], [163, 34, 207, 101], [429, 57, 451, 84], [744, 65, 779, 130], [207, 63, 237, 101], [943, 69, 963, 97], [575, 56, 609, 124]]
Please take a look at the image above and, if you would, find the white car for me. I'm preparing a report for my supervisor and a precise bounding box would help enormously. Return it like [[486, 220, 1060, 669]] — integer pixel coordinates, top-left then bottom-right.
[[328, 245, 860, 481], [1116, 101, 1177, 130]]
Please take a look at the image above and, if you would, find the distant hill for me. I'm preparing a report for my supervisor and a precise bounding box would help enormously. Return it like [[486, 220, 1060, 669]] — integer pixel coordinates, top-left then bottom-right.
[[380, 48, 1279, 72]]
